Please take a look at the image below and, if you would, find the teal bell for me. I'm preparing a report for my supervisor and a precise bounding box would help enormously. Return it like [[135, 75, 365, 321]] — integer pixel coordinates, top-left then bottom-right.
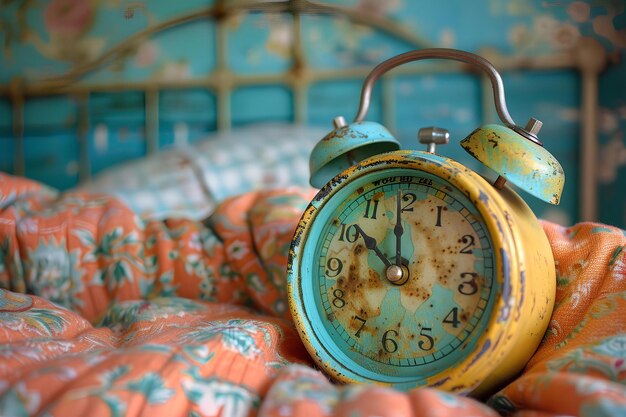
[[309, 117, 401, 188], [460, 119, 565, 205]]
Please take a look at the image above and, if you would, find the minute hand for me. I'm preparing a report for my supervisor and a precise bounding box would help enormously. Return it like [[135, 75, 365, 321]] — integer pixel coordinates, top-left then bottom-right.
[[394, 189, 404, 267], [354, 224, 392, 268]]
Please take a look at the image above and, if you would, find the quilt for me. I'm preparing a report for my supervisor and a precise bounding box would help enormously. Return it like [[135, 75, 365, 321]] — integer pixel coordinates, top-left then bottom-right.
[[0, 173, 625, 417]]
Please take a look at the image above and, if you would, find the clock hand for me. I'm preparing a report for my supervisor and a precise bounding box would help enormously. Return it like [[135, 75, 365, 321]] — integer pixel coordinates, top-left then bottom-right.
[[394, 189, 404, 267], [353, 224, 392, 268]]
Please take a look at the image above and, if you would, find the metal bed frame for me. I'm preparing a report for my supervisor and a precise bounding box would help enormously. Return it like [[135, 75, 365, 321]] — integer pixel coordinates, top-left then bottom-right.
[[0, 0, 613, 221]]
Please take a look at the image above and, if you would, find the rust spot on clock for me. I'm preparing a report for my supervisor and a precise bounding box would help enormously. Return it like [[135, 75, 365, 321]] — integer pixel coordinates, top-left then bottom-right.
[[348, 268, 359, 282], [332, 246, 387, 336]]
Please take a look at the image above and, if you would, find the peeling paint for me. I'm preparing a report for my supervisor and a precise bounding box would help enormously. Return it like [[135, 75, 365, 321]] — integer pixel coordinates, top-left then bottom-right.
[[498, 248, 512, 322], [516, 271, 526, 320], [464, 339, 491, 370], [460, 124, 564, 205], [430, 377, 451, 388]]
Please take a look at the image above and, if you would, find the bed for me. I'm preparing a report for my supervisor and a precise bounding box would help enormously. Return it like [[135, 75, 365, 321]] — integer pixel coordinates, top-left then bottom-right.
[[0, 1, 625, 416]]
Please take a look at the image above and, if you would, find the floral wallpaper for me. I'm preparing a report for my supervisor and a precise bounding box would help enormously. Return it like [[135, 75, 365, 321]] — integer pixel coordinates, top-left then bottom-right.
[[0, 0, 624, 227]]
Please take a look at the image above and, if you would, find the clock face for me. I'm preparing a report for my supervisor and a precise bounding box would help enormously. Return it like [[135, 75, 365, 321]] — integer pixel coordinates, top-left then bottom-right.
[[299, 168, 498, 384]]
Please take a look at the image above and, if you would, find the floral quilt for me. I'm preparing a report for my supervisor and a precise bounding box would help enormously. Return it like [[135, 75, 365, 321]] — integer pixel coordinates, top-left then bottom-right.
[[0, 173, 625, 417]]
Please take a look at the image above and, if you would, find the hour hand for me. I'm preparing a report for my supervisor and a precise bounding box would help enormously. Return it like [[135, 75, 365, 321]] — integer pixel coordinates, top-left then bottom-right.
[[354, 224, 392, 268]]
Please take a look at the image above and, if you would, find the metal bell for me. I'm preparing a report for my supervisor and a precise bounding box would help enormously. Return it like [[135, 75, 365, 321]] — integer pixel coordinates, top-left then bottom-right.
[[310, 49, 566, 204], [309, 117, 401, 188], [460, 120, 565, 205]]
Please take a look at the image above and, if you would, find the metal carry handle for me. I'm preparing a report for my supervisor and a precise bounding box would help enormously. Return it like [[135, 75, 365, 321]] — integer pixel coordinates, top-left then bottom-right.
[[353, 48, 516, 128]]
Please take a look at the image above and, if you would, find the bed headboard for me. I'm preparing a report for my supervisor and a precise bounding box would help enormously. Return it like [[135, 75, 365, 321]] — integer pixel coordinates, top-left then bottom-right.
[[0, 0, 618, 226]]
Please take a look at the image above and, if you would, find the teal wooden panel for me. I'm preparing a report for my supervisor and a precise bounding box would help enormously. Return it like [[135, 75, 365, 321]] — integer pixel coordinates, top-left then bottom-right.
[[88, 2, 150, 48], [0, 99, 14, 174], [307, 80, 383, 128], [159, 90, 216, 123], [598, 62, 626, 229], [155, 20, 216, 77], [24, 133, 79, 190], [389, 1, 534, 53], [0, 3, 71, 82], [24, 96, 77, 130], [90, 91, 145, 124], [392, 73, 482, 172], [0, 98, 11, 130], [159, 89, 217, 148], [301, 15, 420, 70], [227, 13, 292, 75], [89, 92, 146, 174], [89, 125, 146, 175], [20, 98, 79, 187], [232, 86, 292, 126], [85, 18, 218, 83], [0, 137, 13, 174], [1, 2, 218, 83], [149, 1, 216, 19]]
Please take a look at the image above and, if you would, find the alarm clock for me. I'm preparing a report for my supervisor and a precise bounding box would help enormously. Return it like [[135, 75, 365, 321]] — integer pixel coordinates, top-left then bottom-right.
[[287, 49, 564, 396]]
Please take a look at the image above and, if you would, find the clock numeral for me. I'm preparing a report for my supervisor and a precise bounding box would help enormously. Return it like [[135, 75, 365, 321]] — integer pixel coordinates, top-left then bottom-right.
[[353, 316, 366, 337], [325, 257, 343, 277], [418, 327, 434, 351], [460, 235, 475, 254], [458, 272, 478, 295], [443, 307, 460, 328], [435, 205, 443, 227], [338, 223, 359, 242], [364, 199, 379, 219], [401, 192, 417, 212], [332, 288, 346, 309], [382, 329, 399, 353]]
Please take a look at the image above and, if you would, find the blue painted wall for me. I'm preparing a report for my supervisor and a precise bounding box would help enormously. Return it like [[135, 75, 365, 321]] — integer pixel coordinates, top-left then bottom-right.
[[0, 0, 624, 227]]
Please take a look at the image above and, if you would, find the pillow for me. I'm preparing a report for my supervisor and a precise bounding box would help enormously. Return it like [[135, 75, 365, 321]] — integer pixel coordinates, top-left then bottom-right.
[[79, 123, 325, 220], [190, 123, 325, 202]]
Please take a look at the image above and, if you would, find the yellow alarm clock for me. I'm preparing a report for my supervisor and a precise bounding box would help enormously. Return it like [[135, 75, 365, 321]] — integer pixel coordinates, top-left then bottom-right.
[[287, 49, 564, 396]]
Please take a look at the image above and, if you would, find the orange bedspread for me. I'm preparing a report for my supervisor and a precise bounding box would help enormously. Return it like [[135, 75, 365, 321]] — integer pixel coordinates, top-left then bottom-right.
[[0, 173, 624, 417]]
